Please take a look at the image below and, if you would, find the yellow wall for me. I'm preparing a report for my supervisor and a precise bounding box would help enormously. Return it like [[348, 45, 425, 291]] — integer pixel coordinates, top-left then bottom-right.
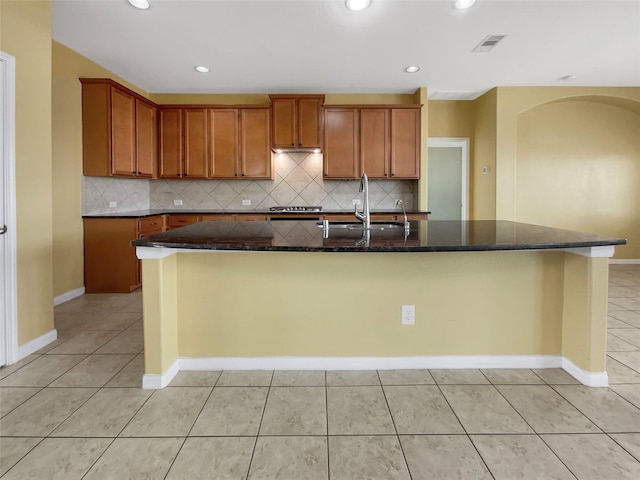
[[516, 100, 640, 259], [0, 1, 54, 344], [51, 41, 149, 297], [175, 251, 564, 359]]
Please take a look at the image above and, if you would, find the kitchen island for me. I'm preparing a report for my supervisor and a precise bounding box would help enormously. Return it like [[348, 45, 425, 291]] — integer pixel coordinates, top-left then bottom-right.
[[133, 220, 625, 388]]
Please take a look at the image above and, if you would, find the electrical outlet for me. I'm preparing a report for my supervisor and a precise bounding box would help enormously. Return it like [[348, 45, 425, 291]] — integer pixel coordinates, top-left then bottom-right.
[[353, 199, 361, 205], [482, 166, 490, 174], [109, 201, 117, 208], [402, 305, 415, 325], [173, 199, 183, 206], [242, 199, 251, 206]]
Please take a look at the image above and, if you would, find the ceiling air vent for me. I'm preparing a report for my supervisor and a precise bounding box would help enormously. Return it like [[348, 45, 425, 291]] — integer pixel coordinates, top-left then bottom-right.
[[472, 34, 507, 53], [429, 91, 481, 100]]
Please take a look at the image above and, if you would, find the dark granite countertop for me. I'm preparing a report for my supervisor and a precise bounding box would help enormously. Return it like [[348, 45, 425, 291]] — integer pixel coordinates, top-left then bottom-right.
[[131, 220, 626, 253], [83, 209, 430, 219]]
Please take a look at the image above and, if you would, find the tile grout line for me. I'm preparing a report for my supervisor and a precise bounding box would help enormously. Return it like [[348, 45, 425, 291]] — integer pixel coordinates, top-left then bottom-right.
[[492, 382, 580, 480], [244, 370, 274, 480], [377, 370, 413, 480], [433, 381, 495, 479], [325, 370, 330, 480]]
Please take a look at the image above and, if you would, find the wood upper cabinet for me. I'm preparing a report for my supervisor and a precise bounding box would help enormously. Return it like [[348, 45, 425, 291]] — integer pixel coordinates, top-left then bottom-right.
[[161, 107, 221, 179], [81, 79, 157, 178], [158, 108, 183, 178], [360, 109, 390, 179], [270, 95, 324, 149], [240, 108, 272, 178], [390, 108, 420, 179], [135, 99, 157, 177], [209, 109, 239, 178], [184, 109, 208, 178], [323, 108, 359, 179], [323, 105, 421, 180]]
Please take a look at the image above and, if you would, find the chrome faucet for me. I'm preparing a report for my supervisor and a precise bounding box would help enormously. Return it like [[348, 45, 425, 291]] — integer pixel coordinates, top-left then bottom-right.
[[354, 173, 371, 230]]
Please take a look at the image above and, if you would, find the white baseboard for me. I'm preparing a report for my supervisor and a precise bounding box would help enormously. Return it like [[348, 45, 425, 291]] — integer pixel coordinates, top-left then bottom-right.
[[562, 357, 608, 387], [142, 359, 179, 389], [17, 329, 58, 360], [143, 355, 605, 389], [178, 355, 563, 372], [609, 259, 640, 265], [53, 287, 85, 306]]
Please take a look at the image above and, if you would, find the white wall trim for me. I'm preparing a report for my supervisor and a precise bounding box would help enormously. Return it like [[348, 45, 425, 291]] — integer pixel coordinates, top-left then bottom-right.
[[427, 137, 470, 221], [136, 246, 179, 260], [565, 246, 615, 258], [1, 51, 18, 366], [17, 329, 57, 360], [610, 259, 640, 265], [138, 355, 607, 389], [179, 355, 563, 372], [562, 357, 608, 387], [53, 287, 85, 306], [142, 359, 180, 389]]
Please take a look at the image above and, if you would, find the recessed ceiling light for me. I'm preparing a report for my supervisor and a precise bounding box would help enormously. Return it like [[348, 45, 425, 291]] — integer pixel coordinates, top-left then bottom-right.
[[404, 65, 420, 73], [194, 66, 210, 73], [345, 0, 372, 12], [559, 74, 576, 81], [454, 0, 477, 10], [128, 0, 150, 10]]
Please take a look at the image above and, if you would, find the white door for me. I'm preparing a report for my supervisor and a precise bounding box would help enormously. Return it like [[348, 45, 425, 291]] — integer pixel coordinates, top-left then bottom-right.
[[427, 138, 469, 221], [1, 51, 17, 367]]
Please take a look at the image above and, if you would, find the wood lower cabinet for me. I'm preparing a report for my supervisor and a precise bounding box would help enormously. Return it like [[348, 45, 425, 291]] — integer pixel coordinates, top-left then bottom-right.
[[323, 105, 421, 180], [166, 214, 199, 230], [84, 215, 164, 293], [81, 79, 157, 178]]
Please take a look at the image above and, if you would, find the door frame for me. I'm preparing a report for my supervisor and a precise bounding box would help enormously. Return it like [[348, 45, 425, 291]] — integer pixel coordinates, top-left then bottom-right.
[[1, 51, 18, 366], [427, 137, 470, 221]]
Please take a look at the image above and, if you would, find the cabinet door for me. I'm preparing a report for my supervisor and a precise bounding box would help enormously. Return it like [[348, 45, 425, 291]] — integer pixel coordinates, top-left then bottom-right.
[[298, 97, 323, 149], [135, 99, 157, 177], [390, 108, 420, 179], [81, 82, 111, 176], [272, 98, 296, 148], [323, 108, 359, 179], [240, 109, 272, 178], [184, 109, 208, 178], [84, 218, 139, 293], [209, 109, 239, 178], [110, 87, 136, 176], [360, 109, 390, 179], [159, 109, 183, 178]]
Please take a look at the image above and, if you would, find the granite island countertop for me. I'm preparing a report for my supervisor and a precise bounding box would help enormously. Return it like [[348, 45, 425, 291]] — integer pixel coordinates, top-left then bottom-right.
[[131, 220, 626, 253], [83, 209, 430, 219]]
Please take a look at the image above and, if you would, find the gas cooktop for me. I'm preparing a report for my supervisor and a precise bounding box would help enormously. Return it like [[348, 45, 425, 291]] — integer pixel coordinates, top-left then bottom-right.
[[269, 206, 323, 213]]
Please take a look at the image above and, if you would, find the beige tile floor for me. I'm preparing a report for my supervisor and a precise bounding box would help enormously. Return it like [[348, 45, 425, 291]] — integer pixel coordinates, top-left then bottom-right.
[[1, 265, 640, 479]]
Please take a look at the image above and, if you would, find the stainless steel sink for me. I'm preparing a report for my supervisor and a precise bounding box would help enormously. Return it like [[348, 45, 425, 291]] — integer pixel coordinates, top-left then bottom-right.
[[317, 221, 405, 231]]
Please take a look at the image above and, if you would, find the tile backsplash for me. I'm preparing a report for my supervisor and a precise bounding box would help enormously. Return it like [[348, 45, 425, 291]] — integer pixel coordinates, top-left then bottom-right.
[[83, 152, 416, 215]]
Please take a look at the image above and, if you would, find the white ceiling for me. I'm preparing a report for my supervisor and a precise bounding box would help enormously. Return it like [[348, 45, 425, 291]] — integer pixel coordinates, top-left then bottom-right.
[[52, 0, 640, 98]]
